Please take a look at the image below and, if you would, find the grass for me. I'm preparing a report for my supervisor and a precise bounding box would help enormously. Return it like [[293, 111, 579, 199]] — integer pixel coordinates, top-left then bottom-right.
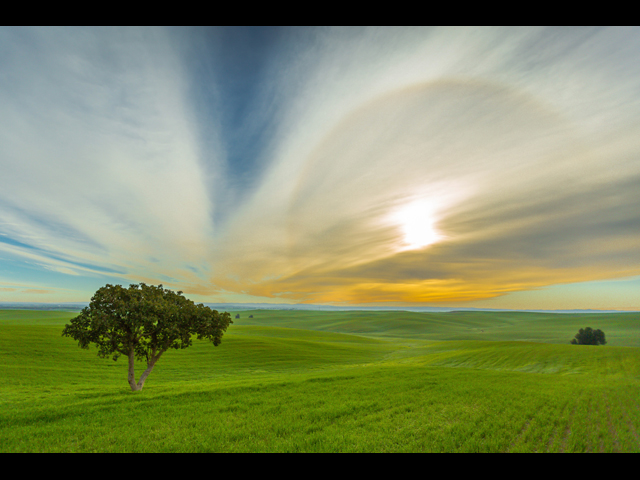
[[232, 309, 640, 346], [1, 309, 639, 452]]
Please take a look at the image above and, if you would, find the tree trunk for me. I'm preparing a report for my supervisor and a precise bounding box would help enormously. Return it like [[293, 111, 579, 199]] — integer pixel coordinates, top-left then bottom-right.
[[135, 355, 160, 391], [128, 349, 141, 391], [127, 349, 162, 392]]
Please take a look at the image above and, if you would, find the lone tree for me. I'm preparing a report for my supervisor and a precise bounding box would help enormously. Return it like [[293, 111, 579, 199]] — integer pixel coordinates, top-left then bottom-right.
[[571, 327, 606, 346], [62, 283, 232, 391]]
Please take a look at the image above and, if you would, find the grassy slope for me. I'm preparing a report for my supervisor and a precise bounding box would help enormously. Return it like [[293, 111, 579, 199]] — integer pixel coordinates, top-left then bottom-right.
[[231, 309, 640, 347], [1, 309, 639, 452], [0, 309, 78, 325]]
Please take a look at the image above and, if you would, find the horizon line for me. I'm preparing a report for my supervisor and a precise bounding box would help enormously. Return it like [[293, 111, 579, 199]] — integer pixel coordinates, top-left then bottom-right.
[[0, 301, 637, 314]]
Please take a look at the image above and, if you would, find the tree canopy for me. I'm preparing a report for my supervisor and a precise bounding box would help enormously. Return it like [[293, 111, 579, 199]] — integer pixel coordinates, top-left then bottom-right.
[[62, 283, 232, 391], [570, 327, 606, 346]]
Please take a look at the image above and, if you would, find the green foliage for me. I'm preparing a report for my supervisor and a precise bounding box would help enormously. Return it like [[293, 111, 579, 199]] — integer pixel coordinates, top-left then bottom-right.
[[571, 327, 606, 346], [61, 283, 231, 388]]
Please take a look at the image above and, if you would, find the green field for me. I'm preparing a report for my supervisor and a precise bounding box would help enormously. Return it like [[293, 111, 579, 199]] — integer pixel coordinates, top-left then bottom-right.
[[1, 309, 639, 452]]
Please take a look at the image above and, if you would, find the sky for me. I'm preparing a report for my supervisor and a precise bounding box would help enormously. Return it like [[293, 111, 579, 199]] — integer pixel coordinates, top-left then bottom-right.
[[0, 26, 639, 310]]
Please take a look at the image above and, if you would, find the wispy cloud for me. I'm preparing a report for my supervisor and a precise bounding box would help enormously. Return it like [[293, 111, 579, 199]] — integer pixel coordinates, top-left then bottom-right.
[[0, 27, 219, 289], [1, 27, 639, 308], [205, 27, 640, 306]]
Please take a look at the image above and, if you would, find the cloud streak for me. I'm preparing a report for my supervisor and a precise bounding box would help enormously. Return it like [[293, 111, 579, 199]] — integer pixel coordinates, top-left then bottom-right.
[[1, 27, 639, 308], [0, 27, 219, 294], [207, 27, 640, 307]]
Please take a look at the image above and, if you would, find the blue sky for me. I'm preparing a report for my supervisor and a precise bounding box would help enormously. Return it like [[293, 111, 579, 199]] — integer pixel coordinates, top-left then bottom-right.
[[0, 27, 639, 309]]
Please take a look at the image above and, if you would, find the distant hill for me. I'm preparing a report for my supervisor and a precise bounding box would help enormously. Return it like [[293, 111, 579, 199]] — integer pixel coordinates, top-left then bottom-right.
[[0, 301, 635, 314], [0, 302, 87, 311], [202, 303, 636, 314]]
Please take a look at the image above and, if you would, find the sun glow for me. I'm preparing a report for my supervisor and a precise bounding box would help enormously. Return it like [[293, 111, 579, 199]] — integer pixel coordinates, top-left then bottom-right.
[[394, 200, 442, 250]]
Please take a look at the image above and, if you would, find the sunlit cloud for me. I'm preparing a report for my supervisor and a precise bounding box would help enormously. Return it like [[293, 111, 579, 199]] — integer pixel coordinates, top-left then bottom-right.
[[205, 27, 640, 307], [391, 199, 443, 251], [1, 27, 639, 309]]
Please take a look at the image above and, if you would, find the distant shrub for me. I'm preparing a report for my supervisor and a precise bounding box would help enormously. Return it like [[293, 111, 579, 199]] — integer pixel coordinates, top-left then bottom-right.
[[235, 314, 240, 319], [571, 327, 606, 345]]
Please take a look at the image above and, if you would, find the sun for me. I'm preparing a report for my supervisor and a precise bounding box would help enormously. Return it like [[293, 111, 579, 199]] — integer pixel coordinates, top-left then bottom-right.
[[393, 200, 441, 250]]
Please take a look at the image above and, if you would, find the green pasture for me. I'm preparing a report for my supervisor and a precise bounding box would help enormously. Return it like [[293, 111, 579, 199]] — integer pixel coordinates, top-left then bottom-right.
[[231, 309, 640, 347], [1, 309, 639, 452]]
